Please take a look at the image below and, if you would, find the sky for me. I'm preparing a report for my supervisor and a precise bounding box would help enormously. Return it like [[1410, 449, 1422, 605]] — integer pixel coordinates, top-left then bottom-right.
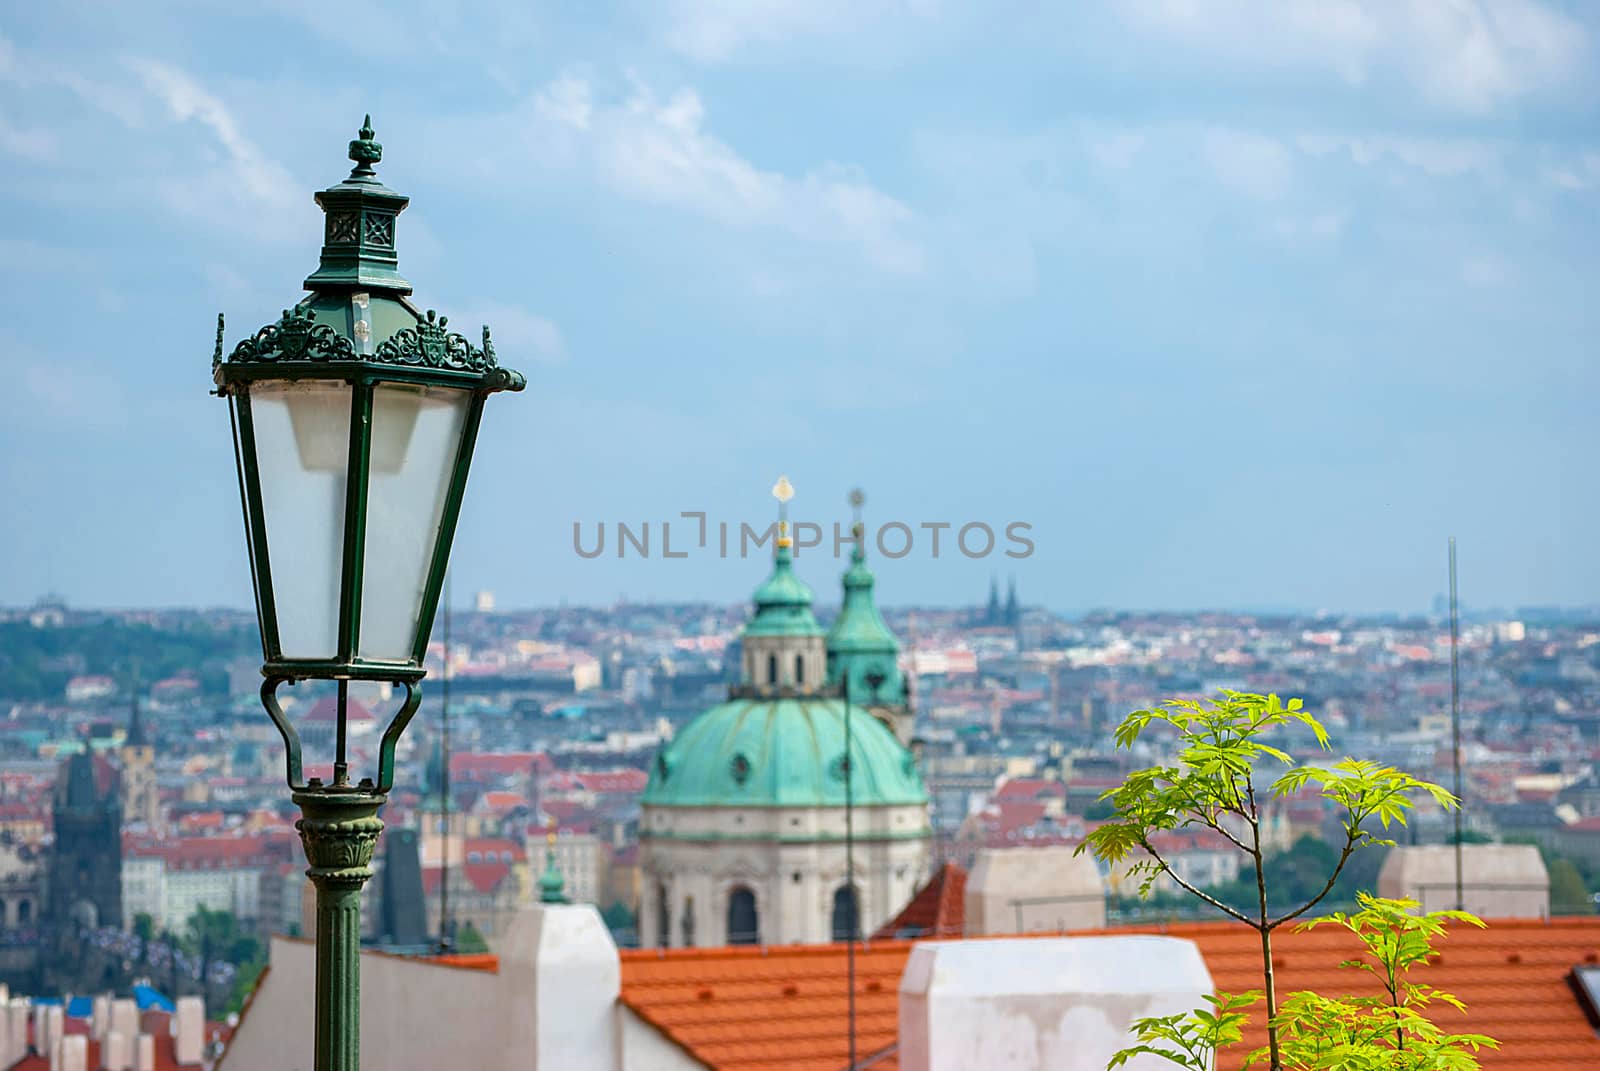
[[1, 1, 1597, 616]]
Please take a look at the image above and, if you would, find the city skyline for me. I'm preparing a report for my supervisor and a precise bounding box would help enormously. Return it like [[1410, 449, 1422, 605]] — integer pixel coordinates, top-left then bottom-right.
[[3, 3, 1598, 613]]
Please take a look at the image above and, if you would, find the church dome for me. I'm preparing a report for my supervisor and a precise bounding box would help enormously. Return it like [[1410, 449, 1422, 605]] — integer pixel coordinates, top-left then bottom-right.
[[644, 482, 926, 811], [641, 697, 925, 808]]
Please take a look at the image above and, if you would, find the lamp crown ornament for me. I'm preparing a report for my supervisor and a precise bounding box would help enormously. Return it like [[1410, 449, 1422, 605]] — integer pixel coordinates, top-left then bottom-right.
[[348, 114, 382, 176]]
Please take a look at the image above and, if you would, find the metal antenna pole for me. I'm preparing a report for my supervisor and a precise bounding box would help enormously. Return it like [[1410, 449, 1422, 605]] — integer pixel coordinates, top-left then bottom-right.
[[1450, 538, 1463, 910], [844, 673, 857, 1070], [439, 571, 453, 951]]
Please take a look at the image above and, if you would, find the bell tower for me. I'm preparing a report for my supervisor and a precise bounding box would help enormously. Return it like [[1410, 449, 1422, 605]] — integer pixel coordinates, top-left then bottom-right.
[[120, 668, 160, 830], [738, 476, 827, 694], [827, 489, 914, 744]]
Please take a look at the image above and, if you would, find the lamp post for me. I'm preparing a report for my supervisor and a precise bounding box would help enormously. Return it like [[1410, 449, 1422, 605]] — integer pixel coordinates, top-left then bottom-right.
[[211, 117, 523, 1071]]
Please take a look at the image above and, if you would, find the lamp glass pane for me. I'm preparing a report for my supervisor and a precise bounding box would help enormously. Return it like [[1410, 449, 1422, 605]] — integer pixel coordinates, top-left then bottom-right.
[[358, 383, 469, 661], [249, 380, 352, 660]]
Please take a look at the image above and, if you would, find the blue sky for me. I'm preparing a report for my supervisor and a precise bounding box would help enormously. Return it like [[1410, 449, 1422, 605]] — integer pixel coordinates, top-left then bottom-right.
[[2, 2, 1597, 614]]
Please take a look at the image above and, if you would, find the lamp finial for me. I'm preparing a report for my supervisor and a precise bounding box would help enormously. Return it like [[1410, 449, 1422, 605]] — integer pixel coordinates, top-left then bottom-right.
[[348, 115, 383, 177]]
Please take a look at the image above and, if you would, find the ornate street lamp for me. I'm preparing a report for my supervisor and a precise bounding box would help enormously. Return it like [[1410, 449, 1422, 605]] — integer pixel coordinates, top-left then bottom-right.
[[211, 117, 523, 1070]]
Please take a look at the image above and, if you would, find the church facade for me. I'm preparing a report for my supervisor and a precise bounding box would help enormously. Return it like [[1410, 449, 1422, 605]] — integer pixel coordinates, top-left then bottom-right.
[[639, 499, 931, 948]]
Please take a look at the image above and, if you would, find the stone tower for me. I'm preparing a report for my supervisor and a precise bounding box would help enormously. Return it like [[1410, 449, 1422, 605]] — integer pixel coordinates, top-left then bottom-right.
[[49, 752, 123, 930]]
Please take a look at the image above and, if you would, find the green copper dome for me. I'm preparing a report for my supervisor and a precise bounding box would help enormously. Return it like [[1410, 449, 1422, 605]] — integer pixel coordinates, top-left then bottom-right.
[[744, 539, 825, 639], [537, 842, 567, 904], [826, 523, 907, 705], [642, 697, 926, 809]]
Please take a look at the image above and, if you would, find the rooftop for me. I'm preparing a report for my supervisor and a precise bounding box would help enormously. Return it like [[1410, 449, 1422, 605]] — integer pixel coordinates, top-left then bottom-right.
[[619, 915, 1600, 1070]]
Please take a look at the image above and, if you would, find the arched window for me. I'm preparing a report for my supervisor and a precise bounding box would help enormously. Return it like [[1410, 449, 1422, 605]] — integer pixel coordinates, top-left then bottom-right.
[[656, 884, 670, 949], [767, 654, 778, 685], [681, 896, 697, 948], [831, 885, 859, 942], [727, 886, 758, 945], [16, 899, 28, 924], [794, 654, 805, 686]]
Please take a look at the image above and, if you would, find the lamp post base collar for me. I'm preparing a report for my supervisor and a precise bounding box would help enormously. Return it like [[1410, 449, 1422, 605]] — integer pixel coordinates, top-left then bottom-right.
[[293, 789, 386, 881]]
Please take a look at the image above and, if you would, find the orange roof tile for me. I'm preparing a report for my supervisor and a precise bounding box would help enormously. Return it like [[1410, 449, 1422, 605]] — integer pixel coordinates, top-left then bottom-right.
[[872, 862, 966, 940], [1165, 915, 1600, 1070], [619, 942, 910, 1070], [620, 917, 1600, 1071]]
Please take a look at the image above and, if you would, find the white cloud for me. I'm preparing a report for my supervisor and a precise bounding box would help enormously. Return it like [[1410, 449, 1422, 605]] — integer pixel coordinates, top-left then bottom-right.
[[533, 75, 925, 274], [535, 75, 592, 130], [1115, 0, 1588, 113], [127, 59, 299, 211], [1203, 128, 1293, 199], [1296, 133, 1500, 177], [0, 32, 144, 126], [1548, 152, 1600, 191], [657, 0, 943, 63]]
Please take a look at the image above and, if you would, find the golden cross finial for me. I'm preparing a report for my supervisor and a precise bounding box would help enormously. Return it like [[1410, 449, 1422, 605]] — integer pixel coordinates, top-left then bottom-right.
[[773, 476, 795, 548]]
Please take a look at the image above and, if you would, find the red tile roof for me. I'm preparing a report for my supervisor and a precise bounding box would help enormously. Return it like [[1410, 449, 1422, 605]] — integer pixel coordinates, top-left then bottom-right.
[[872, 862, 966, 940], [124, 833, 296, 869], [422, 861, 512, 895], [994, 778, 1066, 802], [619, 942, 908, 1070], [619, 917, 1600, 1071], [449, 751, 553, 780]]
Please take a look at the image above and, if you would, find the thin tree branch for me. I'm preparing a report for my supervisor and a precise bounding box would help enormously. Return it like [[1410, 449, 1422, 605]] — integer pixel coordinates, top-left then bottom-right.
[[1193, 811, 1253, 855], [1142, 841, 1255, 925], [1270, 822, 1360, 930]]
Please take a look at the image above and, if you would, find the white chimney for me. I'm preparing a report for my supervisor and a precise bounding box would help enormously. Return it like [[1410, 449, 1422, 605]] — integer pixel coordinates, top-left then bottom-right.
[[30, 1002, 44, 1049], [136, 1033, 156, 1071], [9, 1000, 30, 1063], [900, 936, 1214, 1071], [59, 1034, 88, 1071], [0, 1002, 11, 1068], [104, 1029, 131, 1071], [42, 1004, 64, 1063], [174, 995, 204, 1066], [91, 994, 111, 1039], [109, 999, 138, 1046]]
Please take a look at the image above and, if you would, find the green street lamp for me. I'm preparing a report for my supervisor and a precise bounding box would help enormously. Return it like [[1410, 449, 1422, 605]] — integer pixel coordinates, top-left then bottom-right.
[[211, 117, 523, 1071]]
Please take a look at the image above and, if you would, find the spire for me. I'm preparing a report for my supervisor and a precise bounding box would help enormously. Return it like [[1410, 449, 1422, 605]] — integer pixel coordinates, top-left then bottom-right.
[[1005, 575, 1019, 626], [303, 115, 413, 294], [986, 575, 1001, 625], [827, 488, 906, 705], [537, 824, 567, 904], [125, 662, 146, 748]]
